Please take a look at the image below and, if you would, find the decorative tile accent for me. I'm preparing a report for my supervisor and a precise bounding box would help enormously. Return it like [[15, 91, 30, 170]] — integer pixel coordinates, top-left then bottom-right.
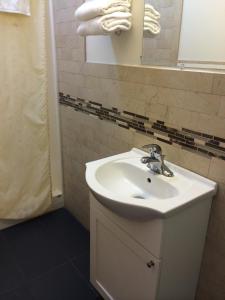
[[59, 93, 225, 161]]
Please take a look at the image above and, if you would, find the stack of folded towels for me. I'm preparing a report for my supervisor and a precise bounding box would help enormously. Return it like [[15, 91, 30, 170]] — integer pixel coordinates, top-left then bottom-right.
[[75, 0, 132, 36], [144, 3, 161, 35]]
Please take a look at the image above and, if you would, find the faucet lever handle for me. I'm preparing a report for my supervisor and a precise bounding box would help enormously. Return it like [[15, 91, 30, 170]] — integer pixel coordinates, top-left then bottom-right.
[[142, 144, 162, 156]]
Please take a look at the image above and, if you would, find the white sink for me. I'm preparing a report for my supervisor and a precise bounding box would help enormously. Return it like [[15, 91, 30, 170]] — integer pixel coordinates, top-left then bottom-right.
[[85, 148, 217, 219]]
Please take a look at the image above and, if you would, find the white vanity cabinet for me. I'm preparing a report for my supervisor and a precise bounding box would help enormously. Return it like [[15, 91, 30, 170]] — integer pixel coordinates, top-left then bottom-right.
[[90, 193, 212, 300]]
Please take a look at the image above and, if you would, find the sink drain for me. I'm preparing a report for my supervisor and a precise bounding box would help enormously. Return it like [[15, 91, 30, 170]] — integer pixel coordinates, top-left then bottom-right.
[[132, 194, 146, 200]]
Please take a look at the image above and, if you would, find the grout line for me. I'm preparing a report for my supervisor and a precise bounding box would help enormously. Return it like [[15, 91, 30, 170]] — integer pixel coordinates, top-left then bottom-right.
[[68, 257, 100, 297]]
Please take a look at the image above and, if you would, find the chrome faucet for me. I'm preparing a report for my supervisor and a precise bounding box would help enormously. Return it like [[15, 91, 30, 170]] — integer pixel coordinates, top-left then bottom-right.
[[141, 144, 174, 177]]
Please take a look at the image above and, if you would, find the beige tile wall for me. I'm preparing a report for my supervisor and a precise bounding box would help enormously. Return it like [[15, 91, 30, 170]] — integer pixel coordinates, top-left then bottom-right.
[[54, 1, 225, 299]]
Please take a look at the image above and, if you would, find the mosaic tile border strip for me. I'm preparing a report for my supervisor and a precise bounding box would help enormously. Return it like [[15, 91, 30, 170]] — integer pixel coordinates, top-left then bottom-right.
[[59, 92, 225, 161]]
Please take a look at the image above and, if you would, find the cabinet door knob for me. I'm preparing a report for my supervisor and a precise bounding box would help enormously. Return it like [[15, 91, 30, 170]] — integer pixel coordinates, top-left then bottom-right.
[[147, 261, 155, 268]]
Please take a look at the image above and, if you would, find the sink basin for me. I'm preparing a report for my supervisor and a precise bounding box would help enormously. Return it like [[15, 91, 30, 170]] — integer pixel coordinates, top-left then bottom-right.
[[96, 162, 179, 200], [86, 148, 217, 219]]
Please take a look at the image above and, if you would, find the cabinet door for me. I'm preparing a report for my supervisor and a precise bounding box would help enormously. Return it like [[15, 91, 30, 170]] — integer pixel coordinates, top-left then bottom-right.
[[91, 208, 161, 300]]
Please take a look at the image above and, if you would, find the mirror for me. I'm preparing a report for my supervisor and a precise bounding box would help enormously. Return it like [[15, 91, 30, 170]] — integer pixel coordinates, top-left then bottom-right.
[[142, 0, 225, 70]]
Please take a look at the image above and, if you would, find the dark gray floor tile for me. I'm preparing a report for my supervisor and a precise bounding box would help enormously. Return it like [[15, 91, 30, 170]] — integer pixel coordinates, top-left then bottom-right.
[[0, 292, 18, 300], [39, 209, 90, 259], [71, 251, 90, 280], [2, 216, 67, 279], [0, 209, 102, 299], [0, 286, 35, 300], [28, 263, 97, 300], [0, 233, 25, 295]]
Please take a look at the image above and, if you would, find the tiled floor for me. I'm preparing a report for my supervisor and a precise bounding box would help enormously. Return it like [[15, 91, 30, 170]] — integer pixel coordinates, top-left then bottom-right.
[[0, 208, 102, 300]]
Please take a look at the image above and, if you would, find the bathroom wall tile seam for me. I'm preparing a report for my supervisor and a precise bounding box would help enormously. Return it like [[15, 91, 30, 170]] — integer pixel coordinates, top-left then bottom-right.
[[58, 71, 225, 120], [57, 64, 213, 94], [58, 87, 223, 122], [59, 93, 225, 161], [57, 77, 225, 136], [56, 62, 225, 134], [60, 102, 224, 177], [58, 68, 206, 92], [64, 79, 224, 105], [55, 49, 225, 95]]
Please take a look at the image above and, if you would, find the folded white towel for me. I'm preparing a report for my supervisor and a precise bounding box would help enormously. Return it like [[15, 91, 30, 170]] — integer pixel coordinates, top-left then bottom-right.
[[145, 10, 160, 20], [75, 0, 131, 21], [144, 4, 161, 35], [144, 16, 160, 23], [144, 20, 161, 35], [77, 12, 132, 36], [0, 0, 30, 15], [145, 3, 160, 19]]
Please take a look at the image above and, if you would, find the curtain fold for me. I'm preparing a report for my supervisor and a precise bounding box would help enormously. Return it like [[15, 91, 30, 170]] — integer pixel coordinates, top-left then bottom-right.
[[0, 0, 52, 219]]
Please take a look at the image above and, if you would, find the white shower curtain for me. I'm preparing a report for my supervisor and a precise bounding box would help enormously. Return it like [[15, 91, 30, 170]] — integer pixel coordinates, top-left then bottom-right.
[[0, 0, 52, 219]]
